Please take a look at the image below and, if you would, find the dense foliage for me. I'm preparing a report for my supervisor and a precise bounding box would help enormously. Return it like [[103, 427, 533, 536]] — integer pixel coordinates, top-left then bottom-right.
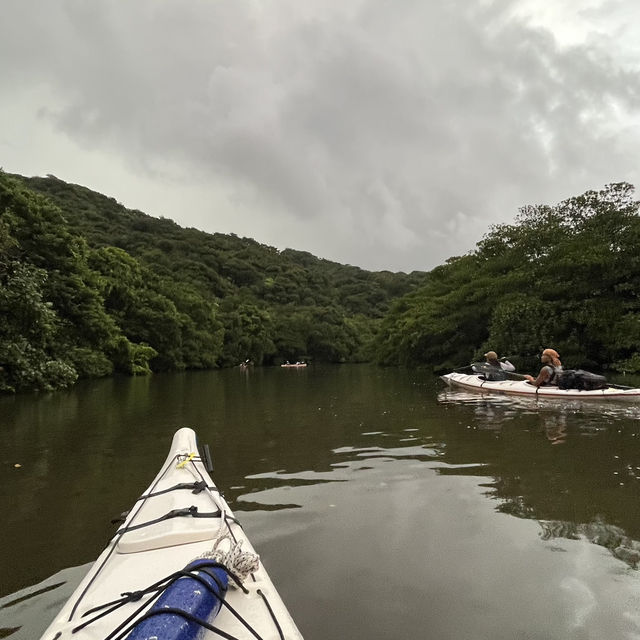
[[1, 172, 424, 393], [6, 170, 636, 394], [373, 182, 640, 374]]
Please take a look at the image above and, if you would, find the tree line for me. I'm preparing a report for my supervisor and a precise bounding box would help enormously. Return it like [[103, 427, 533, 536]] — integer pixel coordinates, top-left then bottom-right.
[[0, 172, 425, 393], [372, 182, 640, 375], [3, 171, 637, 394]]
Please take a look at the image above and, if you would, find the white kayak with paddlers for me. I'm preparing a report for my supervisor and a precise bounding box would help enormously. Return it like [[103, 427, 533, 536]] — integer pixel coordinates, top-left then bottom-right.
[[41, 427, 303, 640], [442, 371, 640, 400]]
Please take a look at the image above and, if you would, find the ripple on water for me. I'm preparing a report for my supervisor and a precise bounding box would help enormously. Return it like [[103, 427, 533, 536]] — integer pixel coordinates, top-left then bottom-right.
[[0, 565, 91, 640]]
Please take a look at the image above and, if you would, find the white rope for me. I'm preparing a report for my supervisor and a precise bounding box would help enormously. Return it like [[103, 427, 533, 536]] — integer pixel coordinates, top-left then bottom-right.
[[198, 533, 260, 587]]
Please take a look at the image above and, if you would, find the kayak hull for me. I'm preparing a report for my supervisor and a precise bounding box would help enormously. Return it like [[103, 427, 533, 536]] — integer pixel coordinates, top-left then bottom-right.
[[441, 372, 640, 401], [41, 427, 303, 640]]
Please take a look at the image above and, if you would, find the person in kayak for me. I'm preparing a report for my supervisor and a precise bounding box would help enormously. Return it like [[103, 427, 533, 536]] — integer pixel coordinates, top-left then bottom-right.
[[473, 351, 516, 380], [524, 348, 562, 386], [484, 351, 515, 372]]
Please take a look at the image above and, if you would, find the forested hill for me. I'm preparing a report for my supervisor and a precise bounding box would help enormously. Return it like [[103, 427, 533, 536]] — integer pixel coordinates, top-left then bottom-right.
[[0, 171, 425, 393]]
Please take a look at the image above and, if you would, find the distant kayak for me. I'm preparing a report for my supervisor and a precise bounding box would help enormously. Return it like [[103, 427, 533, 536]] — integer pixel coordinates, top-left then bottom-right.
[[281, 363, 307, 368], [441, 372, 640, 401], [41, 427, 303, 640]]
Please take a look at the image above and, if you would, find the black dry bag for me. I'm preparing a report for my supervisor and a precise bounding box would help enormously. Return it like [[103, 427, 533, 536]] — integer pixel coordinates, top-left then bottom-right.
[[557, 369, 607, 391]]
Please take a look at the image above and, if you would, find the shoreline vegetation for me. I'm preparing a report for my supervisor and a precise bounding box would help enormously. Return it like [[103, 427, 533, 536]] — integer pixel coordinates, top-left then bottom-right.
[[1, 172, 639, 394], [0, 171, 424, 393]]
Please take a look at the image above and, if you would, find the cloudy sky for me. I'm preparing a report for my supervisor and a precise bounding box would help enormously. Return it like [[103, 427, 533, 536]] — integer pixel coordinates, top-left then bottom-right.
[[1, 1, 640, 272]]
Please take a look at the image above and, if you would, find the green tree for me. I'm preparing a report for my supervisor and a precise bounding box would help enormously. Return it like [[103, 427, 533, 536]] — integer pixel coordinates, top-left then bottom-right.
[[218, 299, 275, 366], [375, 183, 640, 373]]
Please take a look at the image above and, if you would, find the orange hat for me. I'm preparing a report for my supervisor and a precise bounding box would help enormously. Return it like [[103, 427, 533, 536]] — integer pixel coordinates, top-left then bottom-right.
[[484, 351, 498, 360], [542, 348, 561, 366]]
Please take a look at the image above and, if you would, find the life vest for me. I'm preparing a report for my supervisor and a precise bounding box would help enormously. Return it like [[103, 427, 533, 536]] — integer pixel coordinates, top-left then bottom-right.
[[541, 364, 561, 386]]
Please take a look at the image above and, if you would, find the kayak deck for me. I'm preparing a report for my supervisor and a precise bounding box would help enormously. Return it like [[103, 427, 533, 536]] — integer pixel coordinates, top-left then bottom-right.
[[41, 428, 303, 639], [441, 372, 640, 401]]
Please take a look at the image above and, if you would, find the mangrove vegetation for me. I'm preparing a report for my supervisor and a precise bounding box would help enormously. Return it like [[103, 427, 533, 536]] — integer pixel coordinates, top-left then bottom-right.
[[0, 172, 424, 392], [373, 182, 640, 375], [2, 171, 639, 393]]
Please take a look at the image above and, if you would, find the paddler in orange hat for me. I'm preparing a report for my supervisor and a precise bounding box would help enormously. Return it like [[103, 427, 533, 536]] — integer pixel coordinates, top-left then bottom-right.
[[524, 348, 562, 387]]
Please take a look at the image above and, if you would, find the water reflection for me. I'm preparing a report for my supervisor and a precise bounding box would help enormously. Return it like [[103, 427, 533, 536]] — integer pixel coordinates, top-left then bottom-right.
[[438, 387, 640, 421], [0, 565, 91, 640], [438, 385, 640, 573], [2, 367, 640, 640], [539, 519, 640, 569]]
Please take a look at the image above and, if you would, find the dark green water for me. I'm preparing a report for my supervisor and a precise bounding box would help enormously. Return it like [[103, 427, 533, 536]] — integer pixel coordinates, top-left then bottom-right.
[[1, 364, 640, 639]]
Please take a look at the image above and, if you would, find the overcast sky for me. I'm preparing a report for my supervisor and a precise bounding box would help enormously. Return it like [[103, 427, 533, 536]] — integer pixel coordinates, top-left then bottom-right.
[[1, 1, 640, 272]]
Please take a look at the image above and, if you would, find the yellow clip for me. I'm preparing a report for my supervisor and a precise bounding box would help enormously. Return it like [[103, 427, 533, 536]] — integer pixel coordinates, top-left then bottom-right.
[[176, 452, 196, 469]]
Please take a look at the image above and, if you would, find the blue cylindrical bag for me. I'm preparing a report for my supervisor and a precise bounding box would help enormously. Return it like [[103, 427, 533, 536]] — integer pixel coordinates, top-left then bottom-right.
[[126, 558, 228, 640]]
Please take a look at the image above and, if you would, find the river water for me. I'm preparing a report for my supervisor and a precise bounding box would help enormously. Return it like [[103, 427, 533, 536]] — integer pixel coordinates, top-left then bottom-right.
[[1, 364, 640, 639]]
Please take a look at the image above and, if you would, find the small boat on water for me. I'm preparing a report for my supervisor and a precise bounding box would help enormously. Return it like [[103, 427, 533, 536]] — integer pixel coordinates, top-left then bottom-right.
[[41, 427, 303, 640], [441, 372, 640, 401], [280, 362, 307, 368]]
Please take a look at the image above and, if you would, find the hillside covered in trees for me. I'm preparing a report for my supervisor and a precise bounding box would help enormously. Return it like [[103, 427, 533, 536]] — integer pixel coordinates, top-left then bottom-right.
[[372, 182, 640, 375], [3, 171, 638, 394], [0, 171, 425, 393]]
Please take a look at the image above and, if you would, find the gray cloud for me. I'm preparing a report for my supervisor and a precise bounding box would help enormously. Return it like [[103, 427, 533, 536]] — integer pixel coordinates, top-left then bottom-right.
[[1, 0, 639, 271]]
